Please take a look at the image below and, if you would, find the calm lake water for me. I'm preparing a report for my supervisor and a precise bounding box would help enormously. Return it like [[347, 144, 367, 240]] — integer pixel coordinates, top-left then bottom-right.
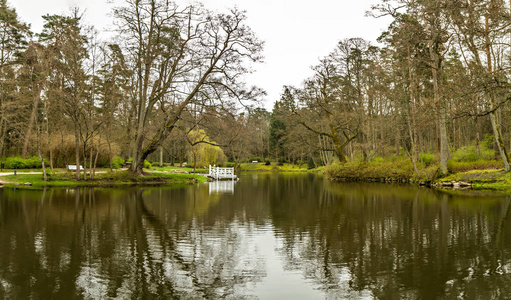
[[1, 173, 511, 299]]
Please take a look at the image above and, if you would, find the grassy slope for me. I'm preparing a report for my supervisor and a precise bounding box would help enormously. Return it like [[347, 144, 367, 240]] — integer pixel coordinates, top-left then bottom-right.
[[0, 169, 207, 188], [239, 162, 315, 172], [438, 169, 511, 190], [323, 156, 511, 190]]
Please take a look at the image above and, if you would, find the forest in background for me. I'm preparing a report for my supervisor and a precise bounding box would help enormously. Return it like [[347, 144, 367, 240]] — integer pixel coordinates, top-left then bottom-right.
[[2, 0, 511, 180]]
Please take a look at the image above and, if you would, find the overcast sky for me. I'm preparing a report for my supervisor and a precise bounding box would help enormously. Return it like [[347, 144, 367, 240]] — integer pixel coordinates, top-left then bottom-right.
[[11, 0, 392, 110]]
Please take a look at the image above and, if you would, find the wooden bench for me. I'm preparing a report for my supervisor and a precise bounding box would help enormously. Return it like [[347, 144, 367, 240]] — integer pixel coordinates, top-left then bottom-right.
[[67, 165, 84, 171]]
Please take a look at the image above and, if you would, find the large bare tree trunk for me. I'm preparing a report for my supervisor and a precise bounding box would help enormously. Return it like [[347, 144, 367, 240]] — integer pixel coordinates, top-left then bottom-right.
[[0, 118, 6, 157], [407, 46, 419, 174], [439, 107, 449, 174], [22, 85, 42, 158], [74, 126, 81, 180], [160, 146, 163, 167], [484, 16, 510, 171], [38, 143, 47, 182], [490, 111, 510, 171]]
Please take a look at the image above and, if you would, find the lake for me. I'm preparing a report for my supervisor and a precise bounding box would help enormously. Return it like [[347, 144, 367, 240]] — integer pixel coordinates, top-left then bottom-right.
[[0, 173, 510, 299]]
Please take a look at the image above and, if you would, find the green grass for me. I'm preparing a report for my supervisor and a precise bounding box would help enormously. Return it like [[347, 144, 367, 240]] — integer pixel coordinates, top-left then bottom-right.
[[0, 169, 207, 188], [447, 159, 503, 173], [324, 157, 419, 181], [438, 168, 511, 190], [323, 156, 511, 188]]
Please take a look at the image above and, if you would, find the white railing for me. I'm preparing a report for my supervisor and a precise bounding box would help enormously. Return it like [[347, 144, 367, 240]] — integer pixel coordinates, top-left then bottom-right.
[[209, 180, 235, 195], [208, 165, 236, 180]]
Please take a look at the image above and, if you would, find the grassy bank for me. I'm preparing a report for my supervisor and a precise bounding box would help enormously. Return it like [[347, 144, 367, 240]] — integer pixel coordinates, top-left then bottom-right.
[[239, 162, 316, 172], [437, 169, 511, 190], [323, 156, 510, 190], [324, 156, 429, 182], [0, 170, 207, 188]]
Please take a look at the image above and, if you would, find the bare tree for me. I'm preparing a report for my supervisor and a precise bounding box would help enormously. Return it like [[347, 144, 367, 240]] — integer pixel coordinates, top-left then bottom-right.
[[114, 0, 263, 174]]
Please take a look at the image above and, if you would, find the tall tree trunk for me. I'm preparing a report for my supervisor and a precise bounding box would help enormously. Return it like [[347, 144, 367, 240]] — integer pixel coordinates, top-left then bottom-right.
[[22, 85, 42, 158], [160, 146, 163, 167], [37, 126, 47, 182], [485, 15, 510, 171], [407, 46, 419, 174], [0, 118, 6, 157], [439, 106, 449, 174], [74, 126, 81, 180], [490, 111, 510, 171]]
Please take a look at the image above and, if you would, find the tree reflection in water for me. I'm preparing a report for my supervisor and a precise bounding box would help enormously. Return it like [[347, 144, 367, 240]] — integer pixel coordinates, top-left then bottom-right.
[[0, 173, 510, 299]]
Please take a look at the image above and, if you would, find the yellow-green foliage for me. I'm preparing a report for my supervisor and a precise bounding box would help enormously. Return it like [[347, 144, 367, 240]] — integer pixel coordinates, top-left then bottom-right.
[[187, 129, 226, 168], [239, 162, 311, 172], [439, 169, 511, 190], [323, 156, 439, 180], [452, 145, 494, 162], [447, 159, 503, 173]]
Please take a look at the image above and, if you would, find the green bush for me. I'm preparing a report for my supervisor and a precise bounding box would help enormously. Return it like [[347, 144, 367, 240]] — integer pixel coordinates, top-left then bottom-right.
[[3, 156, 49, 169], [453, 145, 494, 162], [144, 159, 152, 169], [307, 157, 315, 169], [111, 156, 125, 169], [448, 159, 503, 173], [482, 133, 493, 150], [248, 157, 262, 162], [225, 162, 236, 168], [265, 160, 271, 166], [371, 157, 384, 163], [5, 157, 26, 169], [419, 153, 435, 167]]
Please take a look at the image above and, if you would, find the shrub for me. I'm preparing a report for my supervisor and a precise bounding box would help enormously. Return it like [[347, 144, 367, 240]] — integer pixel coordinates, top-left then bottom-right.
[[111, 156, 125, 169], [307, 157, 315, 169], [265, 160, 271, 166], [419, 153, 435, 167], [482, 133, 493, 150], [371, 157, 384, 163], [3, 156, 49, 169], [5, 157, 26, 169], [144, 160, 152, 169], [225, 162, 236, 168], [452, 145, 494, 162], [448, 159, 503, 173], [248, 157, 262, 162]]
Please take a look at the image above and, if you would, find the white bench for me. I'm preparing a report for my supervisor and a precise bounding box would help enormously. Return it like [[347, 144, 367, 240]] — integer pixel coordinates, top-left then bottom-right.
[[67, 165, 84, 171]]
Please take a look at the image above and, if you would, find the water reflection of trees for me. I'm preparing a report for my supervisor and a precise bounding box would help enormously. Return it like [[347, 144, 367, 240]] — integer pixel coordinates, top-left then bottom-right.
[[269, 179, 511, 299], [1, 175, 511, 299], [0, 186, 266, 299]]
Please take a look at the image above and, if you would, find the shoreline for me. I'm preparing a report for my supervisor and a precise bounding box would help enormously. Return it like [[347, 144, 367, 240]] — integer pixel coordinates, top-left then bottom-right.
[[0, 169, 207, 189], [326, 168, 511, 191]]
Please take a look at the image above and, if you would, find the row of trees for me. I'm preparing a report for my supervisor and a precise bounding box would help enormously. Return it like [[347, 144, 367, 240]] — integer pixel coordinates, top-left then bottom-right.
[[0, 0, 267, 179], [269, 0, 511, 174], [6, 0, 511, 178]]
